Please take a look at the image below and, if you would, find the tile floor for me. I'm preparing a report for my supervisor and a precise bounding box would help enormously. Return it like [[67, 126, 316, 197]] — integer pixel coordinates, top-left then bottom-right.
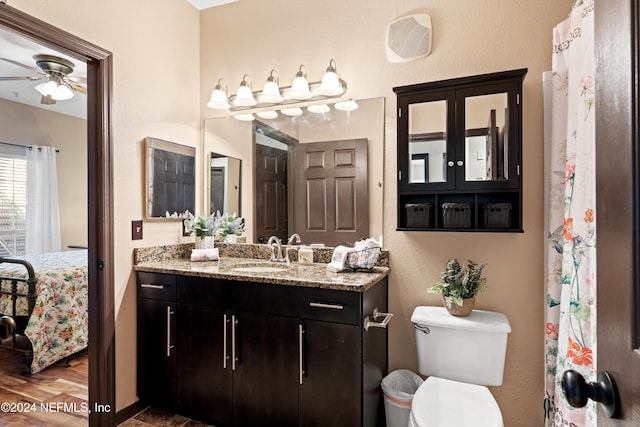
[[119, 406, 214, 427]]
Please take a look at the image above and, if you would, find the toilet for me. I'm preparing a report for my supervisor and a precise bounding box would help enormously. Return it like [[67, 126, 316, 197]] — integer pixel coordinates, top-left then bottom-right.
[[409, 306, 511, 427]]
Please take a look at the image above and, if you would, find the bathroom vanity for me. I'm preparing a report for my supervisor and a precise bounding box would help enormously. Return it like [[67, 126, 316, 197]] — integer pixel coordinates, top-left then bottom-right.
[[134, 250, 389, 427]]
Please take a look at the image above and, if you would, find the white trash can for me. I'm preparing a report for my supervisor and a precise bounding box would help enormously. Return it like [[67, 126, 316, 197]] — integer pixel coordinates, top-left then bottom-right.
[[381, 369, 424, 427]]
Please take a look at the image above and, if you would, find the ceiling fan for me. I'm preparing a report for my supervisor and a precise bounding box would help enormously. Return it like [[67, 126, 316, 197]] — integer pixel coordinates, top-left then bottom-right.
[[0, 54, 87, 105]]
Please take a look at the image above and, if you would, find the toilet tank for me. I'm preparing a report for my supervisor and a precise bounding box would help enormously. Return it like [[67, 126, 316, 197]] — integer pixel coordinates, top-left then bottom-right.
[[411, 306, 511, 386]]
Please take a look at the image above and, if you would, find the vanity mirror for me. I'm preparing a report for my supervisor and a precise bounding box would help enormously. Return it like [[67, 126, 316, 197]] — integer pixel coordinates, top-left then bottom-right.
[[208, 152, 241, 216], [145, 137, 196, 220], [203, 97, 385, 246]]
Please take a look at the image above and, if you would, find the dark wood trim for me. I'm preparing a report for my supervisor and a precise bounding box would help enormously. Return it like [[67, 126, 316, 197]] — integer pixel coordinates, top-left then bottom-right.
[[0, 4, 115, 426], [115, 400, 147, 425], [392, 68, 528, 95]]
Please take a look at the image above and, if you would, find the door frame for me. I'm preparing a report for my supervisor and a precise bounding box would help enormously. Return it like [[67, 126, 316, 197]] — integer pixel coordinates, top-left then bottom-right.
[[0, 4, 115, 426]]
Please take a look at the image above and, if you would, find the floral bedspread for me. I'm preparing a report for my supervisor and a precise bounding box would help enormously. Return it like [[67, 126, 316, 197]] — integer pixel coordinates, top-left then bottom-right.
[[0, 250, 88, 373]]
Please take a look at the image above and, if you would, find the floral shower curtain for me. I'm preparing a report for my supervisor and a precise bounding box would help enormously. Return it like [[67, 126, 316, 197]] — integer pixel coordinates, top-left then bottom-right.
[[544, 1, 596, 426]]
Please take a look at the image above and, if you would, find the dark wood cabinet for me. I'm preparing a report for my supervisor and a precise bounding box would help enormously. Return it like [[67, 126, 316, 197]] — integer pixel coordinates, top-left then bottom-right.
[[394, 69, 527, 232], [136, 272, 177, 411], [137, 272, 388, 427]]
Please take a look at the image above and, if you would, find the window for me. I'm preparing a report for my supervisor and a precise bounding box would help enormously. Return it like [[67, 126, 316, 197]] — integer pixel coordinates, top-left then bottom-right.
[[0, 145, 27, 256]]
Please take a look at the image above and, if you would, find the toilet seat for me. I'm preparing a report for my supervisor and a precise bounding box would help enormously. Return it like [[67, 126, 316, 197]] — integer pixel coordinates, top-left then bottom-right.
[[409, 377, 503, 427]]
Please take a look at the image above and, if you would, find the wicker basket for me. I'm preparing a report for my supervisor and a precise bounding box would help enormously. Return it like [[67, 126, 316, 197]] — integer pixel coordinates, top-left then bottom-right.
[[483, 203, 512, 228], [442, 203, 472, 228], [346, 247, 382, 270], [405, 203, 431, 228]]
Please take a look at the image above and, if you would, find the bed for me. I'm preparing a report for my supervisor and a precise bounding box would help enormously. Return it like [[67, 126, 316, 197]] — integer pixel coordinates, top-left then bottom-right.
[[0, 250, 88, 373]]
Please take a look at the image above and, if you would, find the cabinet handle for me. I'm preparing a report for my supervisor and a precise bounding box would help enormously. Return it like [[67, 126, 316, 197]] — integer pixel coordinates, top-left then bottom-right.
[[166, 305, 174, 357], [231, 314, 238, 371], [447, 160, 455, 167], [309, 302, 344, 310], [223, 314, 229, 369], [364, 307, 393, 331], [140, 283, 164, 289], [456, 160, 464, 167], [299, 324, 305, 385]]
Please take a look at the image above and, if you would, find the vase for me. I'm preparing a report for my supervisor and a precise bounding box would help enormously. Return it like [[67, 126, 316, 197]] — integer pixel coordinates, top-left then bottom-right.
[[223, 234, 238, 243], [195, 235, 215, 249], [444, 296, 475, 316]]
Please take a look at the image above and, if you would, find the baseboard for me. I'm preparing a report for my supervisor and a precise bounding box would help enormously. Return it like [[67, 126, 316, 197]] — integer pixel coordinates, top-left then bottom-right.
[[115, 399, 147, 425]]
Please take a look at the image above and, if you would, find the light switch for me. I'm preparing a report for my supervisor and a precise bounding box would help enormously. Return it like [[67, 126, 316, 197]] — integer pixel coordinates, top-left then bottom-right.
[[132, 220, 143, 240]]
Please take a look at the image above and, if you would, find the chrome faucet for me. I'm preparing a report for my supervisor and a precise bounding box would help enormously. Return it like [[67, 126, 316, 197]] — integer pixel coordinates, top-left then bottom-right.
[[267, 236, 285, 262], [287, 233, 301, 245]]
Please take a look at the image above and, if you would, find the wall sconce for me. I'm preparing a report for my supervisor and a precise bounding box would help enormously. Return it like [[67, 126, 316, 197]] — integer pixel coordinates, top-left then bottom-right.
[[207, 59, 347, 115]]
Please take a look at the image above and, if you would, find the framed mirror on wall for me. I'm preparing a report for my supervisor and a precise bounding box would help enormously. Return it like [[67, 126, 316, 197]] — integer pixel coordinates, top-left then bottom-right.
[[203, 97, 385, 246], [145, 137, 196, 220]]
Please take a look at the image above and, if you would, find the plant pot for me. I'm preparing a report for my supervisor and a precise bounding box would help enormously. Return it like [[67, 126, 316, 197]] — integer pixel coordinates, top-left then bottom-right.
[[223, 234, 238, 243], [444, 296, 475, 316], [195, 235, 215, 249]]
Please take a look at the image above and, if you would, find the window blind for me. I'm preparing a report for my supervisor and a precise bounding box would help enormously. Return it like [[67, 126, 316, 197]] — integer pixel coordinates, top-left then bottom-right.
[[0, 147, 27, 256]]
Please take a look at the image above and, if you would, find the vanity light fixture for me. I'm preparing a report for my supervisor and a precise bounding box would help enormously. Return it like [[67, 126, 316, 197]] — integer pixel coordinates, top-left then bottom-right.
[[233, 113, 255, 121], [257, 110, 279, 119], [258, 70, 283, 104], [207, 78, 231, 110], [232, 74, 257, 107], [307, 103, 330, 114], [287, 65, 312, 100], [334, 99, 359, 111], [318, 59, 343, 96], [206, 60, 348, 114], [281, 107, 304, 116]]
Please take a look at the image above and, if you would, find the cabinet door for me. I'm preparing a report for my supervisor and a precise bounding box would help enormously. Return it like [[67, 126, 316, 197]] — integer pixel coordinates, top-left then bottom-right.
[[299, 319, 362, 427], [232, 311, 298, 427], [177, 303, 232, 426], [137, 298, 176, 410]]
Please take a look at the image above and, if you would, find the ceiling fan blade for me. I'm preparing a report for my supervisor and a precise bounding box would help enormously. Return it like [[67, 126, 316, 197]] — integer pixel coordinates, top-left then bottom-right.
[[66, 76, 87, 84], [0, 57, 44, 75], [67, 82, 87, 94], [0, 76, 35, 81]]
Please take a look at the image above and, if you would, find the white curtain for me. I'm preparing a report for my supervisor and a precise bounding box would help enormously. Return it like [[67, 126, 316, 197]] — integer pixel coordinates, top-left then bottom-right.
[[26, 145, 61, 254], [544, 1, 596, 426]]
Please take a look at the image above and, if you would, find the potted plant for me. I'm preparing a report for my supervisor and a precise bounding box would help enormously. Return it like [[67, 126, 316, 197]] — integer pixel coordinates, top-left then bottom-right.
[[427, 258, 487, 316], [184, 213, 220, 249], [217, 212, 245, 243]]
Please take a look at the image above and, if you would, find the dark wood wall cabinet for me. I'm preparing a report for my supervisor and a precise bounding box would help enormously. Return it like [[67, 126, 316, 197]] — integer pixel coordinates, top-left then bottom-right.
[[394, 68, 528, 232], [136, 271, 389, 427]]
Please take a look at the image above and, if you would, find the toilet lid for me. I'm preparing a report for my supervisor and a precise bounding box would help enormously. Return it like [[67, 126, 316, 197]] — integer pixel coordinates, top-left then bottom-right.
[[410, 377, 503, 427]]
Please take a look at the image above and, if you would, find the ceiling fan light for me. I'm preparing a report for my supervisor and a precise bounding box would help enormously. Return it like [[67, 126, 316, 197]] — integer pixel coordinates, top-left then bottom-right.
[[34, 82, 49, 96], [318, 59, 343, 96], [52, 83, 74, 101], [233, 75, 257, 107], [257, 110, 278, 119], [307, 104, 330, 114]]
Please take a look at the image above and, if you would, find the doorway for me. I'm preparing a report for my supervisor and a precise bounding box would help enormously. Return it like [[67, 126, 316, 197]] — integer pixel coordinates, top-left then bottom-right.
[[0, 4, 115, 426]]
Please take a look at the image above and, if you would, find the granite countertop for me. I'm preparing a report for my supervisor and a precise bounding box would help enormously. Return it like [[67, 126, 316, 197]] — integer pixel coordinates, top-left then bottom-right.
[[134, 256, 389, 292]]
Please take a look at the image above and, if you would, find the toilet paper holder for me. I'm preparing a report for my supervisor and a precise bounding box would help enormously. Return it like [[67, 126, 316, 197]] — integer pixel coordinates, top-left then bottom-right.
[[364, 307, 393, 331]]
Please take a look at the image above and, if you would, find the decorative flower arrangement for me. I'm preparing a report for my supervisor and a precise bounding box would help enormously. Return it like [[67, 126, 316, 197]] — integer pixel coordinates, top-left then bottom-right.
[[183, 211, 244, 240], [427, 258, 487, 309]]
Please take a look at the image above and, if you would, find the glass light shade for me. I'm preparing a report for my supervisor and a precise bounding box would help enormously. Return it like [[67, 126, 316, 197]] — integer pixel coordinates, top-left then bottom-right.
[[281, 107, 303, 116], [318, 71, 343, 96], [258, 80, 283, 104], [307, 104, 330, 114], [207, 88, 230, 109], [233, 113, 255, 121], [334, 99, 359, 111], [34, 82, 49, 96], [233, 84, 257, 107], [52, 84, 74, 100], [257, 110, 278, 119], [288, 76, 312, 100]]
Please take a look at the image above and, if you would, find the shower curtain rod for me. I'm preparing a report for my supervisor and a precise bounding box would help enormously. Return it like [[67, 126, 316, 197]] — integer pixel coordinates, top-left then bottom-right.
[[0, 141, 60, 152]]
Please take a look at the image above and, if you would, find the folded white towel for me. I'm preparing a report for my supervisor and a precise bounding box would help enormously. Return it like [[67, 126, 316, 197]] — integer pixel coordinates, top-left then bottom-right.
[[326, 245, 352, 272], [190, 248, 219, 262]]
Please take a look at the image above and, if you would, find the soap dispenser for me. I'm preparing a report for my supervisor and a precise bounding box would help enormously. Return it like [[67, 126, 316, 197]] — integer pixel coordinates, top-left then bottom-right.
[[298, 246, 313, 264]]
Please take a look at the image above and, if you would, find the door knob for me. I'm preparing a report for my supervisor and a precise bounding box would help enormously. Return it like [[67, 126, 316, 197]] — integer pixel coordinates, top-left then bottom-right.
[[561, 370, 620, 418]]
